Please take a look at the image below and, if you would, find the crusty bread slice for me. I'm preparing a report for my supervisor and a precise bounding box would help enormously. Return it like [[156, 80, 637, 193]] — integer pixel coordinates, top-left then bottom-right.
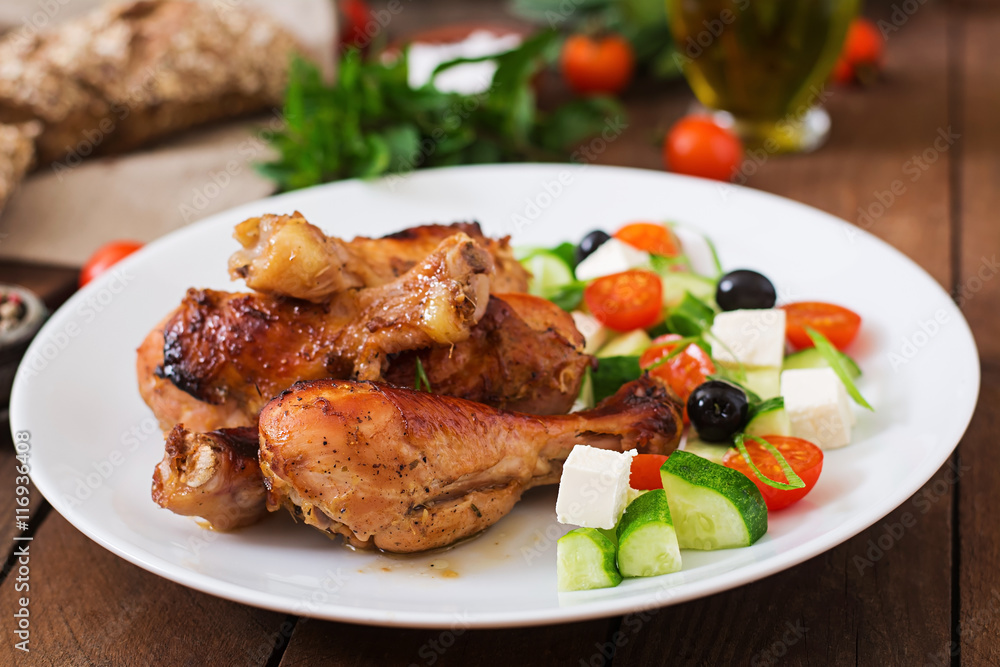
[[0, 0, 301, 166], [0, 121, 40, 216]]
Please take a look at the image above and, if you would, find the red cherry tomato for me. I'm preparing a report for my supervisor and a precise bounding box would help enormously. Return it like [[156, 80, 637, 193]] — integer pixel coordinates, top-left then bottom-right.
[[663, 116, 744, 182], [723, 436, 824, 511], [639, 334, 715, 409], [629, 454, 669, 490], [614, 222, 680, 257], [340, 0, 373, 50], [583, 270, 663, 332], [831, 18, 884, 85], [781, 301, 862, 350], [560, 34, 635, 96], [79, 241, 143, 288]]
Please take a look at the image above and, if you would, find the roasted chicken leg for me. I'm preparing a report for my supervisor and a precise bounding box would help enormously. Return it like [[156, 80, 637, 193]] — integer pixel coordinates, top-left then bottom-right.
[[228, 213, 528, 301], [142, 233, 491, 430], [139, 292, 591, 432], [258, 375, 682, 552], [152, 425, 266, 531]]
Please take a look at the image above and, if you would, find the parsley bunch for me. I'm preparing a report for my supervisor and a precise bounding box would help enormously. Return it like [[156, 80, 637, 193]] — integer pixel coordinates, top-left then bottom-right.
[[260, 30, 624, 192]]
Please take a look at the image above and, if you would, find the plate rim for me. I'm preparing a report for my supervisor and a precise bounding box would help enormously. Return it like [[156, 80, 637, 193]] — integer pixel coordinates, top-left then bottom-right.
[[12, 163, 981, 628]]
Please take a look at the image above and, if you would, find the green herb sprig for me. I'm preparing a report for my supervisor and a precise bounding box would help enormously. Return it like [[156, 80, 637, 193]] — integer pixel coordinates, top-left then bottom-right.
[[260, 32, 624, 192]]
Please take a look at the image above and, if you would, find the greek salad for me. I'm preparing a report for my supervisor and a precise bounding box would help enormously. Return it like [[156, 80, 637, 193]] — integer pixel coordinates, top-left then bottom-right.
[[516, 221, 872, 592]]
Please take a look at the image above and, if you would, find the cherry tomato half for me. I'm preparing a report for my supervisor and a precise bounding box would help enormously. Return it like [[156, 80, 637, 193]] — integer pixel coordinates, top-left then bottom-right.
[[639, 334, 715, 410], [584, 270, 662, 332], [663, 116, 743, 182], [781, 301, 862, 350], [560, 33, 635, 96], [831, 18, 884, 85], [614, 222, 680, 257], [630, 454, 669, 490], [79, 241, 143, 288], [723, 436, 824, 511]]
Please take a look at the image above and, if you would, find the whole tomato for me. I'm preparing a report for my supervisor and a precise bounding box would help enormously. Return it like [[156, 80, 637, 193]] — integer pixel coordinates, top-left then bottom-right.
[[663, 116, 743, 182], [560, 34, 635, 96], [79, 241, 143, 288], [831, 18, 884, 85]]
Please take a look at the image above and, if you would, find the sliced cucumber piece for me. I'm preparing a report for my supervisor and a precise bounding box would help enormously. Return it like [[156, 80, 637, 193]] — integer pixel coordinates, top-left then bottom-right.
[[659, 451, 768, 550], [626, 487, 650, 505], [683, 437, 732, 465], [616, 490, 682, 578], [744, 367, 780, 400], [744, 405, 792, 438], [784, 347, 861, 379], [660, 272, 718, 309], [557, 528, 623, 591], [597, 329, 652, 358], [522, 251, 574, 298]]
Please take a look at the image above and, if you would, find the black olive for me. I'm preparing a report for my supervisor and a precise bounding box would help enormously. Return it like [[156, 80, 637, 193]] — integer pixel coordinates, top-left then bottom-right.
[[716, 269, 777, 311], [576, 230, 611, 265], [687, 380, 750, 443]]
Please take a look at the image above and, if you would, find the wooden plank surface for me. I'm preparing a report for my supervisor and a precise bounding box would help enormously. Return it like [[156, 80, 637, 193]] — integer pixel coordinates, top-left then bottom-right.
[[957, 5, 1000, 666], [0, 513, 289, 666]]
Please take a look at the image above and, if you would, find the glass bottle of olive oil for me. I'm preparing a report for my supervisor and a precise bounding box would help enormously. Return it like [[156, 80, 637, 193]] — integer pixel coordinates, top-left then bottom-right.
[[667, 0, 859, 152]]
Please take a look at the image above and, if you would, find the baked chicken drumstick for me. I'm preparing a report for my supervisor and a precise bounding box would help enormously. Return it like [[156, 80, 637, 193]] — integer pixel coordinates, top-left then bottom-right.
[[138, 232, 493, 432], [258, 375, 683, 553], [228, 213, 529, 301]]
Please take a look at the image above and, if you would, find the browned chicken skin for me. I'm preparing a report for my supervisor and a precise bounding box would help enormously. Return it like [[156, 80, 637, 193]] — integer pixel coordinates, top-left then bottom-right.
[[152, 425, 266, 531], [384, 293, 593, 415], [155, 233, 491, 421], [228, 213, 529, 302], [139, 293, 591, 432], [258, 376, 682, 553]]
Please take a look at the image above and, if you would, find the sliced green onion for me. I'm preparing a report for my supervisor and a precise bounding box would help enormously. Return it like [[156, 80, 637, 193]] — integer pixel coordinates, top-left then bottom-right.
[[734, 433, 806, 491], [644, 336, 702, 371], [415, 358, 432, 392], [805, 327, 873, 411]]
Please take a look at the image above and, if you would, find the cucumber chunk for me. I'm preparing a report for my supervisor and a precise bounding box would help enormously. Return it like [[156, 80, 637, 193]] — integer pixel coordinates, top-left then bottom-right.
[[683, 437, 732, 465], [522, 251, 574, 298], [784, 347, 861, 379], [744, 405, 792, 437], [597, 329, 652, 358], [557, 528, 623, 591], [616, 490, 682, 578], [661, 272, 718, 309], [659, 451, 768, 550], [744, 367, 781, 400]]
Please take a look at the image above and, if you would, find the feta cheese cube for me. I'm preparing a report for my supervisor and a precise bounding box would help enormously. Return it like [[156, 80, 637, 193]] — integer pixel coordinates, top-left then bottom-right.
[[780, 367, 855, 450], [555, 445, 636, 529], [710, 309, 786, 368], [571, 311, 609, 355], [574, 238, 650, 282]]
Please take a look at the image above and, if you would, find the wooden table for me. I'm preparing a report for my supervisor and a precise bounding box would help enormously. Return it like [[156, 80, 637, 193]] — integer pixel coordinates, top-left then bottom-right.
[[2, 0, 997, 664]]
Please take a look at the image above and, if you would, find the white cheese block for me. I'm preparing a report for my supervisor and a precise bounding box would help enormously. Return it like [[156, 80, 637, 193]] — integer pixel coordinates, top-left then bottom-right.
[[710, 309, 786, 369], [570, 311, 609, 355], [780, 367, 854, 450], [574, 238, 650, 282], [555, 445, 637, 529]]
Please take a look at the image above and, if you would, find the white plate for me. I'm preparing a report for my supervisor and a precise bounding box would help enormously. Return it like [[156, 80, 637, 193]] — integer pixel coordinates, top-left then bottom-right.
[[12, 164, 979, 628]]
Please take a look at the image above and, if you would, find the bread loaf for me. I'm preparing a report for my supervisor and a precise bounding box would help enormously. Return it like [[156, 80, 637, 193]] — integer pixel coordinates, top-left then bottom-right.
[[0, 0, 301, 166], [0, 122, 39, 214]]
